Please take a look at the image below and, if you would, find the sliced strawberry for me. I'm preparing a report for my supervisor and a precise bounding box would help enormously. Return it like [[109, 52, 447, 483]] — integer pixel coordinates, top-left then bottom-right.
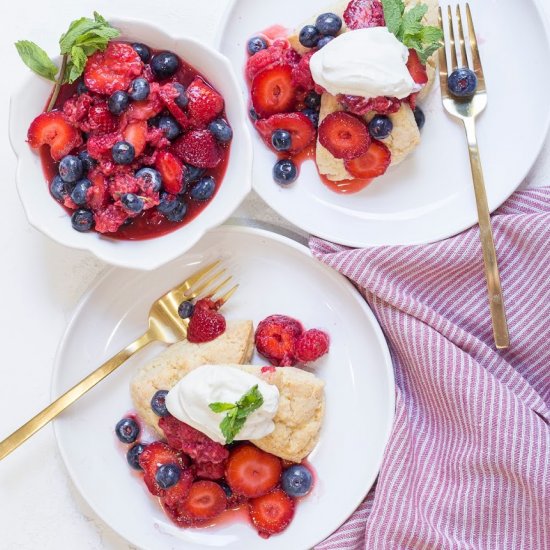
[[171, 130, 221, 169], [343, 0, 385, 30], [344, 139, 391, 179], [86, 169, 109, 211], [123, 120, 147, 157], [249, 489, 295, 537], [225, 445, 282, 498], [406, 49, 428, 85], [176, 481, 227, 522], [84, 42, 143, 95], [158, 83, 191, 129], [255, 112, 315, 155], [155, 150, 185, 194], [318, 112, 371, 160], [186, 77, 224, 126], [27, 111, 83, 161], [251, 65, 296, 118], [254, 315, 303, 366], [138, 441, 186, 497]]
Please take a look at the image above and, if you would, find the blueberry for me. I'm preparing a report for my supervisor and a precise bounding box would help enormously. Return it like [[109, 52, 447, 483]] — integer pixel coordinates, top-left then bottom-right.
[[368, 115, 393, 139], [302, 108, 319, 127], [157, 193, 179, 215], [127, 443, 146, 470], [108, 91, 130, 115], [247, 36, 268, 56], [155, 463, 181, 489], [273, 159, 298, 185], [299, 25, 321, 48], [59, 155, 83, 183], [414, 107, 425, 130], [158, 115, 182, 140], [78, 150, 96, 174], [219, 482, 233, 499], [151, 390, 169, 416], [112, 141, 135, 165], [315, 12, 342, 36], [120, 193, 144, 214], [136, 167, 162, 192], [190, 176, 216, 201], [271, 129, 292, 152], [129, 77, 150, 101], [172, 82, 188, 108], [115, 417, 140, 444], [249, 108, 259, 121], [447, 68, 477, 97], [77, 81, 89, 95], [71, 178, 92, 206], [50, 175, 67, 202], [305, 91, 321, 111], [151, 51, 180, 80], [184, 165, 206, 185], [165, 198, 187, 222], [71, 209, 94, 232], [132, 42, 151, 63], [317, 36, 334, 48], [281, 465, 313, 497], [178, 300, 195, 319], [208, 119, 233, 143]]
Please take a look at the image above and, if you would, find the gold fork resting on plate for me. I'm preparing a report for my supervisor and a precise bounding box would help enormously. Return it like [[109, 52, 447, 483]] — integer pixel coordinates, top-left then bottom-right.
[[0, 261, 238, 461], [438, 3, 510, 349]]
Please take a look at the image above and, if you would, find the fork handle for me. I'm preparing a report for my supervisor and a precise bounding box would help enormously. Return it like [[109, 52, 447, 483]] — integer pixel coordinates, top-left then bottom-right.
[[463, 118, 510, 349], [0, 330, 155, 461]]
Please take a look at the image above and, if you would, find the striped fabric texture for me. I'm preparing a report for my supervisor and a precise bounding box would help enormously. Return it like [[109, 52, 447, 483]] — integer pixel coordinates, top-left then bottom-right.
[[310, 188, 550, 550]]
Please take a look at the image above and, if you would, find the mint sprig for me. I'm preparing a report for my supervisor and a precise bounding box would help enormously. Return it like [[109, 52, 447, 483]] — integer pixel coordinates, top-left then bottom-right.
[[381, 0, 443, 64], [209, 385, 264, 444]]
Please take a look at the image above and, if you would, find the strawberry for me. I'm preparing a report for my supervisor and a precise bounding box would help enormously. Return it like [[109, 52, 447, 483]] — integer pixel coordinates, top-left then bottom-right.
[[84, 42, 143, 95], [138, 441, 187, 497], [27, 111, 83, 161], [87, 102, 118, 134], [249, 489, 295, 537], [251, 65, 296, 118], [123, 120, 147, 157], [186, 77, 224, 125], [343, 0, 385, 30], [295, 329, 330, 363], [406, 49, 428, 85], [246, 43, 300, 82], [176, 481, 227, 522], [254, 315, 303, 366], [86, 169, 109, 211], [225, 445, 282, 498], [255, 112, 315, 155], [126, 83, 164, 122], [187, 299, 226, 343], [171, 130, 222, 169], [339, 95, 401, 116], [158, 83, 191, 129], [155, 150, 185, 194], [344, 139, 391, 179], [318, 112, 371, 160], [162, 469, 194, 510]]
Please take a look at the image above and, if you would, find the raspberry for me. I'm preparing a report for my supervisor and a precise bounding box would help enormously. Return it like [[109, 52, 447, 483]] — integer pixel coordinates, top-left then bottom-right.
[[93, 204, 129, 233], [109, 173, 140, 199], [87, 131, 123, 160], [171, 130, 222, 169], [292, 51, 316, 91], [339, 95, 401, 116], [295, 329, 330, 363], [146, 126, 170, 149], [87, 101, 119, 134], [194, 460, 227, 480], [62, 93, 93, 127], [246, 43, 299, 81], [343, 0, 385, 30], [187, 298, 226, 343]]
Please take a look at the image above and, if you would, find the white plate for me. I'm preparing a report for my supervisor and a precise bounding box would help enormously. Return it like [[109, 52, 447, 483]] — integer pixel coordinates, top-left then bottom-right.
[[217, 0, 550, 246], [52, 226, 394, 550]]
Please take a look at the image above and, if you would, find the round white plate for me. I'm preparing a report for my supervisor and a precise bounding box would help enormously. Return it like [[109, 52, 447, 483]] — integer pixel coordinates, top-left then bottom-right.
[[52, 226, 394, 550], [217, 0, 550, 246]]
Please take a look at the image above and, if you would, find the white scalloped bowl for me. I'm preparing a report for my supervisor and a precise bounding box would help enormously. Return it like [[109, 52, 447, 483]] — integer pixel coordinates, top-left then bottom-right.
[[9, 18, 252, 270]]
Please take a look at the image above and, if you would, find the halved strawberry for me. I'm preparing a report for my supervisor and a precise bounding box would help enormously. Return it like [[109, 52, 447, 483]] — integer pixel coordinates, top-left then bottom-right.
[[158, 83, 191, 129], [123, 120, 147, 157], [187, 77, 224, 126], [86, 169, 109, 211], [255, 113, 315, 155], [27, 111, 83, 161], [344, 139, 391, 179], [155, 150, 185, 194], [406, 49, 428, 85], [138, 441, 186, 497], [249, 489, 295, 537], [176, 481, 227, 522], [84, 42, 143, 95], [225, 445, 282, 498], [251, 65, 296, 118], [255, 315, 303, 366], [318, 112, 371, 160], [343, 0, 386, 30], [171, 130, 221, 169]]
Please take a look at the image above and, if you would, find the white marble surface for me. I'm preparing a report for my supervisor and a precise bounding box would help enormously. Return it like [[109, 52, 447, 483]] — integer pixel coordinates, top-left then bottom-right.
[[0, 1, 548, 549]]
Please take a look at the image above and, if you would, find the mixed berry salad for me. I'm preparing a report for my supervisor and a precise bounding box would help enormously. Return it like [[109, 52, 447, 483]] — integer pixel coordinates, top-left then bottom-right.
[[19, 15, 232, 239]]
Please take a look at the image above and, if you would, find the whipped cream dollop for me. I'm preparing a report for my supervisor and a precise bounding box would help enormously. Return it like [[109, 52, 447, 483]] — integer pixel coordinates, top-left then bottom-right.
[[166, 365, 279, 444], [309, 27, 418, 99]]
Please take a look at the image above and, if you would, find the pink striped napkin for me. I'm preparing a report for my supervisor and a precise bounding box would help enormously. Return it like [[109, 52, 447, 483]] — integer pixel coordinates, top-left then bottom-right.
[[310, 187, 550, 550]]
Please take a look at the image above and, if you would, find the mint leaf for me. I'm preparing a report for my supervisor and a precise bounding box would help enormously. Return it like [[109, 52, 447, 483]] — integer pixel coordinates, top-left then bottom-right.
[[14, 41, 58, 81], [209, 402, 237, 413], [381, 0, 405, 36], [420, 25, 444, 43], [417, 42, 442, 64]]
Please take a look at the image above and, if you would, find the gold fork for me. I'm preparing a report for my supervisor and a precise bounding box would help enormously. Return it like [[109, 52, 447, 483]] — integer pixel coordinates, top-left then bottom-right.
[[438, 3, 509, 349], [0, 261, 238, 461]]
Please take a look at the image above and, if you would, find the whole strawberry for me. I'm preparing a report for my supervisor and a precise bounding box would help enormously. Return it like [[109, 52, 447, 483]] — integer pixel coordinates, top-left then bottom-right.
[[186, 298, 226, 343]]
